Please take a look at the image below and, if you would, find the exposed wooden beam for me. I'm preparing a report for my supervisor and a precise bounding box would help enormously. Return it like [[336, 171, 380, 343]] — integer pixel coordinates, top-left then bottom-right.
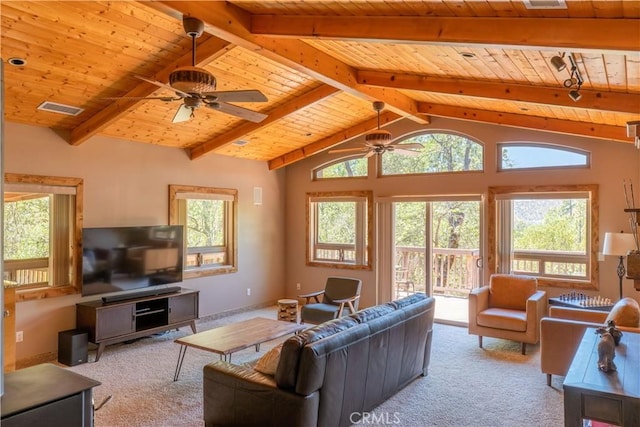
[[268, 111, 403, 170], [69, 37, 233, 146], [417, 102, 629, 143], [189, 84, 340, 159], [251, 16, 640, 53], [151, 1, 427, 123], [357, 70, 640, 115]]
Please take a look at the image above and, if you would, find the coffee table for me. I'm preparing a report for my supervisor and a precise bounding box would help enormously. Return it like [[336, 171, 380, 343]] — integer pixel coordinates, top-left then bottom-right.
[[173, 317, 304, 381]]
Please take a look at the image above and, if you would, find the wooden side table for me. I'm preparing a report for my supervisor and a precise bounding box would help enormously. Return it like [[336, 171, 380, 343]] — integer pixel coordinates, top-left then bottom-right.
[[277, 299, 298, 323], [563, 328, 639, 427]]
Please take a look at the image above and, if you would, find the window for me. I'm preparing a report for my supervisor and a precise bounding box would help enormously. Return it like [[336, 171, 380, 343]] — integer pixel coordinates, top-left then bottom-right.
[[4, 173, 83, 300], [169, 185, 237, 278], [488, 184, 599, 288], [498, 143, 590, 171], [307, 191, 373, 269], [381, 132, 483, 176], [313, 156, 368, 180]]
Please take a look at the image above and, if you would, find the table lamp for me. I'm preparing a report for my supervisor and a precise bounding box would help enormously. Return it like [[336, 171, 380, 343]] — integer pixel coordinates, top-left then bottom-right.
[[603, 232, 637, 299]]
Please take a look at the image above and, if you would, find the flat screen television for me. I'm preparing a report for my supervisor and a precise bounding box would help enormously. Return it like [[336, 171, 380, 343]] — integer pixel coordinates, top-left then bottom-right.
[[81, 225, 184, 298]]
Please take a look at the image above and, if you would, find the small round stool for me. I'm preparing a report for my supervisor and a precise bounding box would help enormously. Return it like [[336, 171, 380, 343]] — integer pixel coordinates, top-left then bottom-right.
[[277, 299, 298, 323]]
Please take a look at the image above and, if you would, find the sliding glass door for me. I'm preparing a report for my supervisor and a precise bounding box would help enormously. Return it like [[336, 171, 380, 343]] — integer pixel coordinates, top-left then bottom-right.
[[384, 197, 482, 325]]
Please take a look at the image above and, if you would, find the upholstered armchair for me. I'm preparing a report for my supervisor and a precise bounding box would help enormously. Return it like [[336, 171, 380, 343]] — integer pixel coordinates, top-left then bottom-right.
[[299, 276, 362, 324], [541, 297, 640, 386], [468, 274, 546, 355]]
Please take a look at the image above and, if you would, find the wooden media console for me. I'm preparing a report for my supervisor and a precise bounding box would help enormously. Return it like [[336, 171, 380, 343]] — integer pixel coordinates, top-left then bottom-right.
[[76, 287, 199, 362]]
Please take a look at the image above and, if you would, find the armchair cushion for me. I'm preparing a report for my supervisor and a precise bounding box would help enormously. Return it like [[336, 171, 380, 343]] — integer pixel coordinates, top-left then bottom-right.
[[477, 308, 527, 332], [300, 276, 362, 324], [489, 274, 537, 310], [605, 297, 640, 327]]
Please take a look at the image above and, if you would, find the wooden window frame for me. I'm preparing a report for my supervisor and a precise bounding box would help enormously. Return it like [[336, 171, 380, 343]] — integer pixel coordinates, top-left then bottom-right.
[[169, 184, 237, 279], [4, 173, 83, 301], [306, 190, 373, 270], [488, 184, 599, 289]]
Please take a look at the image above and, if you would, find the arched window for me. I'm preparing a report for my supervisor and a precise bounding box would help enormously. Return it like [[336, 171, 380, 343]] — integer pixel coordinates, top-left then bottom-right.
[[381, 132, 483, 176], [313, 155, 368, 180], [498, 143, 590, 171]]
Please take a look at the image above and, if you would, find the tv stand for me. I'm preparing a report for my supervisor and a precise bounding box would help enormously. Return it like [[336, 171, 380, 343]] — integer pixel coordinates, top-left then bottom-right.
[[76, 288, 199, 362], [101, 286, 181, 304]]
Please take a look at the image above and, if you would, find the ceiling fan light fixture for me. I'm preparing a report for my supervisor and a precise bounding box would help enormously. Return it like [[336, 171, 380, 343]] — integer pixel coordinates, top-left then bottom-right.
[[169, 66, 216, 94]]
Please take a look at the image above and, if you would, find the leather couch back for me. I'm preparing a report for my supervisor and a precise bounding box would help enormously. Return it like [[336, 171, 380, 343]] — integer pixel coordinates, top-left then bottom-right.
[[276, 293, 435, 427]]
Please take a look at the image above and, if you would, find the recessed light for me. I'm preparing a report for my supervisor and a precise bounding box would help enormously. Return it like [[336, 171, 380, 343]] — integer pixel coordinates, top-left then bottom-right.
[[460, 52, 476, 59], [7, 57, 27, 67], [305, 133, 313, 137], [233, 140, 249, 146]]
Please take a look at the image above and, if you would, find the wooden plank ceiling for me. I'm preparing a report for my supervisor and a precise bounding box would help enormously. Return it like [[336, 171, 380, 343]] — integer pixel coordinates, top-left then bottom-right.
[[1, 1, 639, 170]]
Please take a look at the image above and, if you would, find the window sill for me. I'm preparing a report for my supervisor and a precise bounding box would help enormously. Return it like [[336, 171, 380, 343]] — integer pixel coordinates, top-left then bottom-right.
[[184, 266, 237, 279], [307, 261, 371, 270]]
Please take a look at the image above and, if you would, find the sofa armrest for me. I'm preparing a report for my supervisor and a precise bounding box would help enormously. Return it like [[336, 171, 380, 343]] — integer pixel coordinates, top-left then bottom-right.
[[526, 290, 547, 334], [203, 361, 319, 427]]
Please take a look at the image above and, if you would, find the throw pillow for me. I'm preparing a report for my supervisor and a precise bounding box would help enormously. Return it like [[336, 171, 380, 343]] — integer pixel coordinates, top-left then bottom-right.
[[254, 343, 283, 376], [605, 297, 640, 328]]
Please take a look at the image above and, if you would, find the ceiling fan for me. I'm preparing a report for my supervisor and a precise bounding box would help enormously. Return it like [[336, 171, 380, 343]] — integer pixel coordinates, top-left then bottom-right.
[[105, 16, 268, 123], [328, 101, 422, 157]]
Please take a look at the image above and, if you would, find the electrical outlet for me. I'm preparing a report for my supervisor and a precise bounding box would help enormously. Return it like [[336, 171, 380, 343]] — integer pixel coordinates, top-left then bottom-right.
[[296, 283, 301, 290], [246, 288, 251, 296], [16, 331, 23, 342]]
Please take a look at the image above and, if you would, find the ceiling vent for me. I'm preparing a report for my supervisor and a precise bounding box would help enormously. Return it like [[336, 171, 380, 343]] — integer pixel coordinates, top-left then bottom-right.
[[523, 0, 567, 9], [37, 101, 84, 116]]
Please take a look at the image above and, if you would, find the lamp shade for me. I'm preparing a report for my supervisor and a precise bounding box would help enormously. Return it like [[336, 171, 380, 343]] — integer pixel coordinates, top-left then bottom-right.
[[602, 232, 636, 256]]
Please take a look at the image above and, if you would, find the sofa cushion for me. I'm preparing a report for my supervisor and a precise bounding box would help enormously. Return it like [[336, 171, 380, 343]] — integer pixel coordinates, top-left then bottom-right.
[[254, 342, 284, 376], [350, 304, 395, 323], [605, 297, 640, 327], [489, 274, 537, 310], [388, 293, 426, 309], [477, 308, 528, 332], [275, 316, 358, 390]]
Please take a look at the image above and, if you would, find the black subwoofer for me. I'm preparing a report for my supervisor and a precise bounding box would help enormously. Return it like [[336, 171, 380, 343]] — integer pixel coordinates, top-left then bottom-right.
[[57, 329, 88, 366]]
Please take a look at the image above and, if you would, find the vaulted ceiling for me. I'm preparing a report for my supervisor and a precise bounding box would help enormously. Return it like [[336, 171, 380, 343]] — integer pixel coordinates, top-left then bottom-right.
[[2, 1, 639, 170]]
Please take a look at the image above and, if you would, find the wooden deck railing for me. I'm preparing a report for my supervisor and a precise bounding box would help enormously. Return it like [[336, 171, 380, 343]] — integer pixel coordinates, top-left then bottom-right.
[[4, 258, 49, 286], [395, 246, 480, 297]]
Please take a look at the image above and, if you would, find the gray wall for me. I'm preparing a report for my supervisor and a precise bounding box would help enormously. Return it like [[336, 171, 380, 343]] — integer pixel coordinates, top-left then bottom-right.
[[5, 122, 286, 362]]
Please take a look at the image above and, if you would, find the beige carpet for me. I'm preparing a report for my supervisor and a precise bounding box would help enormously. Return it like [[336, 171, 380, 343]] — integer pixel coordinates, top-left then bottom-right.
[[66, 306, 564, 426]]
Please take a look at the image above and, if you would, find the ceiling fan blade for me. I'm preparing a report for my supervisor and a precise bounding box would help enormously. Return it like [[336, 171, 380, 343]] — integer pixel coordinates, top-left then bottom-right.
[[394, 147, 421, 157], [328, 147, 367, 154], [208, 102, 267, 123], [202, 90, 268, 103], [394, 143, 423, 150], [134, 75, 191, 98], [102, 96, 180, 102], [172, 104, 193, 123]]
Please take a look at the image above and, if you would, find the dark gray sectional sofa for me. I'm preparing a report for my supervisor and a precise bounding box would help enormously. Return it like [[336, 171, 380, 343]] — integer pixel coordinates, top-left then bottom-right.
[[203, 293, 435, 427]]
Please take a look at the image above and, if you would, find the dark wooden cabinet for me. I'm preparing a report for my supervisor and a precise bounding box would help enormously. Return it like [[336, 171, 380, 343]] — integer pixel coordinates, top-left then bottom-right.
[[76, 288, 199, 361], [1, 363, 100, 427]]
